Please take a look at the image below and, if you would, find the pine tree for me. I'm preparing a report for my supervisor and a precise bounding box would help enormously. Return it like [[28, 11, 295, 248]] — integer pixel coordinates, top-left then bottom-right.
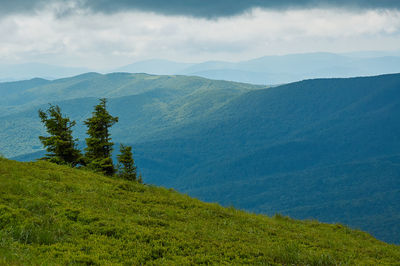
[[117, 144, 137, 181], [84, 98, 118, 175], [38, 104, 82, 167]]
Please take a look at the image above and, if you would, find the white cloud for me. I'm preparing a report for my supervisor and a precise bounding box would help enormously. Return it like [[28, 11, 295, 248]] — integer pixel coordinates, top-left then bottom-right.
[[0, 8, 399, 69]]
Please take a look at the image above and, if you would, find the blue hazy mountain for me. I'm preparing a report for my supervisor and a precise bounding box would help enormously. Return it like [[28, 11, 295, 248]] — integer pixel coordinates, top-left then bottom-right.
[[4, 52, 400, 85], [115, 59, 193, 75], [2, 72, 400, 244], [116, 52, 400, 85], [0, 62, 90, 81], [342, 50, 400, 58]]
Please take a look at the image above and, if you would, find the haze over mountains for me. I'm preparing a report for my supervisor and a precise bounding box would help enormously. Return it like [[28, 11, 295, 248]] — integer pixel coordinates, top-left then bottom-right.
[[116, 52, 400, 85], [1, 72, 399, 244], [0, 63, 89, 82], [2, 51, 400, 84]]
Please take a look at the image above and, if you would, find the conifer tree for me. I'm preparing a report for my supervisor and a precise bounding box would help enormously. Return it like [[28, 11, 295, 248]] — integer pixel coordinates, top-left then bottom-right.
[[117, 144, 137, 181], [38, 104, 82, 166], [84, 98, 118, 175]]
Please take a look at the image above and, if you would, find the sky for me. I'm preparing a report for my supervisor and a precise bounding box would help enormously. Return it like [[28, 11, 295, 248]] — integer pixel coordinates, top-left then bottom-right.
[[0, 0, 400, 70]]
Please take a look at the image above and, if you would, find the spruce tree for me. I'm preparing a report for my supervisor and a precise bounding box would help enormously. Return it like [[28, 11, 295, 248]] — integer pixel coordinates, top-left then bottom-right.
[[38, 104, 82, 166], [84, 98, 118, 175], [117, 144, 137, 181]]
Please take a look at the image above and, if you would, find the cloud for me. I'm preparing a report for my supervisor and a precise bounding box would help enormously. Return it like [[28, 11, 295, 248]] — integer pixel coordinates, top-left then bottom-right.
[[0, 0, 78, 17], [1, 0, 400, 18], [1, 8, 399, 69], [0, 0, 43, 16], [81, 0, 400, 18]]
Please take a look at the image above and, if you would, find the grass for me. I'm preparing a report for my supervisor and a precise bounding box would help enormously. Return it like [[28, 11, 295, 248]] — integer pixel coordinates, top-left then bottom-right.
[[0, 157, 399, 265]]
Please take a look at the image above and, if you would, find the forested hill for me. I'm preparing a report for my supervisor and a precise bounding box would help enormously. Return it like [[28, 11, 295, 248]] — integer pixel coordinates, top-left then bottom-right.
[[2, 72, 400, 244], [0, 73, 262, 157], [0, 158, 399, 264]]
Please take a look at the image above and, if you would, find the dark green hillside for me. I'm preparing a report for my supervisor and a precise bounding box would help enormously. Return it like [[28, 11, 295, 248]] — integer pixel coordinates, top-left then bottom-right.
[[0, 78, 49, 98], [0, 78, 50, 114], [0, 158, 399, 265]]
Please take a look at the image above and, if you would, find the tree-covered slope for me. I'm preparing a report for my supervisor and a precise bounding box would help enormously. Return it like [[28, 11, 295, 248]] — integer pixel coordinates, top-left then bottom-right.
[[0, 158, 399, 265], [0, 72, 261, 117], [0, 73, 261, 157]]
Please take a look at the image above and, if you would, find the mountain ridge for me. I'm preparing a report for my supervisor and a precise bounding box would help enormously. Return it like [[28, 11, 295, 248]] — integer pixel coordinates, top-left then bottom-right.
[[3, 51, 400, 85]]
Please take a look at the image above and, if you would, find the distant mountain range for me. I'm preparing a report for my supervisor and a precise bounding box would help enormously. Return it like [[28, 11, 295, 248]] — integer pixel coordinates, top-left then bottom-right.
[[2, 51, 400, 84], [1, 72, 400, 244], [116, 52, 400, 84], [0, 63, 89, 81]]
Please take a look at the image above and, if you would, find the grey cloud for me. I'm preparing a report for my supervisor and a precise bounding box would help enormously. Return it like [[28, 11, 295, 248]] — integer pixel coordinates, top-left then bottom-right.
[[1, 0, 400, 18], [81, 0, 400, 18], [0, 0, 46, 16]]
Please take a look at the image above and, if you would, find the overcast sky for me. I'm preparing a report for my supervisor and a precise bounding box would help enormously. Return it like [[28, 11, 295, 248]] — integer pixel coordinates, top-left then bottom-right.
[[0, 0, 400, 69]]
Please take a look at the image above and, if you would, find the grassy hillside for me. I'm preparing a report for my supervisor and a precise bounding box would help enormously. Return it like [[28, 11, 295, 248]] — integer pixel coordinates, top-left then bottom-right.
[[0, 158, 399, 265]]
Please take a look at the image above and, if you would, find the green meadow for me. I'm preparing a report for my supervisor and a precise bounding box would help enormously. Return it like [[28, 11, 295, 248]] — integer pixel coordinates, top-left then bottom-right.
[[0, 157, 399, 265]]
